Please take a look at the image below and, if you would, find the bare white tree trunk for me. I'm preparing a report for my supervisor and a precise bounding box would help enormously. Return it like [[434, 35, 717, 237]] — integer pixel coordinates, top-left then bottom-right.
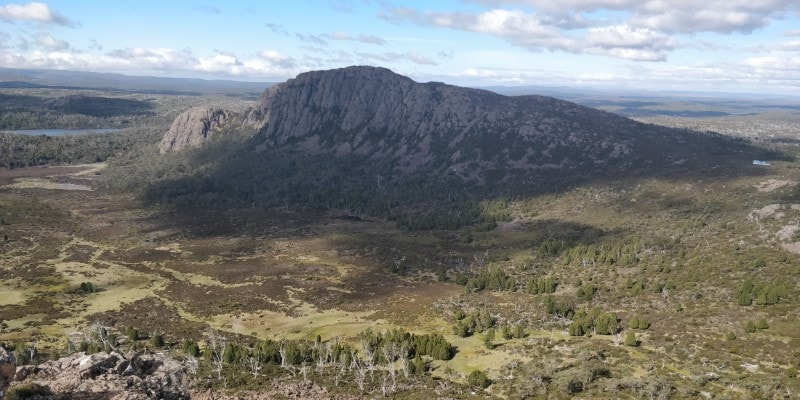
[[204, 330, 227, 380], [247, 355, 262, 377]]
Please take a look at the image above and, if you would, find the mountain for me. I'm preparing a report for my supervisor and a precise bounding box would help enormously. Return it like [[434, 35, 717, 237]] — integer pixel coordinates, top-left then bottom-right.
[[151, 66, 760, 228], [166, 66, 748, 178]]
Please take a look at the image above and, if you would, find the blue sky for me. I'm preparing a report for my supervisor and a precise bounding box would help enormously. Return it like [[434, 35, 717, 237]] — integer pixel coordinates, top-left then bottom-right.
[[1, 1, 799, 94]]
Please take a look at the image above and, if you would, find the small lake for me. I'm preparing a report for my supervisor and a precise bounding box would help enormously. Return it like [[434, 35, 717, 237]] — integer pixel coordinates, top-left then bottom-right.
[[1, 128, 123, 136]]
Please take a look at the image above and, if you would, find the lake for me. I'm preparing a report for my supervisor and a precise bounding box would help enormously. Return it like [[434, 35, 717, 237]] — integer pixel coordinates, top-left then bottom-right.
[[1, 128, 123, 136]]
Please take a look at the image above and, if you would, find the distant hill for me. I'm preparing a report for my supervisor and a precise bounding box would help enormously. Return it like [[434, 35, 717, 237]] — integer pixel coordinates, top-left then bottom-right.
[[0, 67, 273, 96]]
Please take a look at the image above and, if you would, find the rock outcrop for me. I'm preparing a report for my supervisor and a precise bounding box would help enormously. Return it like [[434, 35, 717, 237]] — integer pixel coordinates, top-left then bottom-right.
[[159, 106, 267, 154], [0, 347, 15, 398], [8, 351, 189, 400]]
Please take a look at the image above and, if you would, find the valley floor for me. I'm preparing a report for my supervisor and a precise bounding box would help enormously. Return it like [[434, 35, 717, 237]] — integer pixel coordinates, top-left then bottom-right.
[[1, 158, 799, 398]]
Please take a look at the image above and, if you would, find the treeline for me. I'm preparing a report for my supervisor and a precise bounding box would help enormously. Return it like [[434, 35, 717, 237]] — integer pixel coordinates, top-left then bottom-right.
[[735, 279, 787, 306], [0, 93, 153, 130], [0, 132, 140, 169]]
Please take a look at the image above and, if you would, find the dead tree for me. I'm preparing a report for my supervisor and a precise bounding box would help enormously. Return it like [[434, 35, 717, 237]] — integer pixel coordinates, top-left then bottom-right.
[[204, 330, 227, 380]]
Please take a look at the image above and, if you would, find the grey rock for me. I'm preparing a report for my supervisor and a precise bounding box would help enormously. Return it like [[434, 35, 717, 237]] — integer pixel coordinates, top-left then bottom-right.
[[8, 351, 190, 400], [159, 107, 230, 153], [159, 106, 266, 154], [78, 352, 119, 379]]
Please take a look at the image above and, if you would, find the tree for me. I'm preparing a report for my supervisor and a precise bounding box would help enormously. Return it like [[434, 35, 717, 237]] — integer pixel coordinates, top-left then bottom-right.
[[182, 341, 200, 357], [125, 326, 139, 341], [483, 328, 495, 349], [149, 334, 165, 349], [204, 330, 228, 379], [624, 332, 638, 347], [467, 370, 491, 389]]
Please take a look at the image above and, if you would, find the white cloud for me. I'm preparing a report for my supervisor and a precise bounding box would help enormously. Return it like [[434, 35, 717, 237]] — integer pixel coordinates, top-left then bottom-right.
[[36, 33, 68, 50], [324, 32, 387, 45], [357, 34, 386, 45], [0, 2, 76, 26], [778, 40, 800, 51], [475, 0, 799, 34], [355, 51, 439, 66], [463, 68, 497, 77], [407, 52, 437, 65], [585, 25, 674, 61], [385, 2, 800, 62], [0, 46, 298, 78], [258, 50, 297, 68]]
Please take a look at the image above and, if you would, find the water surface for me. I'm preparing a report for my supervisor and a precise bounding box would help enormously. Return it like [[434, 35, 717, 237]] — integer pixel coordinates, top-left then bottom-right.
[[2, 128, 122, 136]]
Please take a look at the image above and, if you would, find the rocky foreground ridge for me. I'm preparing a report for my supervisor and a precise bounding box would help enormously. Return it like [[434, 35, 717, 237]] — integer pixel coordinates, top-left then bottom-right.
[[0, 347, 347, 400], [2, 348, 189, 400], [161, 66, 741, 181]]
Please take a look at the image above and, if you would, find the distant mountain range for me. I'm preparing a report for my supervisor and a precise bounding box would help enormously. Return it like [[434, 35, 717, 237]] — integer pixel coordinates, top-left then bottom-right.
[[0, 67, 273, 96]]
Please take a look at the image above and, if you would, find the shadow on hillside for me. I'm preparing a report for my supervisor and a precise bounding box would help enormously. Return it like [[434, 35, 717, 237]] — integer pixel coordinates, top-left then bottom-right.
[[138, 125, 787, 237]]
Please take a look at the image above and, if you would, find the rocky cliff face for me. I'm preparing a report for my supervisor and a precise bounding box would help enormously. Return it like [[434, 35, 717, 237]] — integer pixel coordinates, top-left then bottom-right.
[[252, 66, 715, 178], [159, 107, 265, 154]]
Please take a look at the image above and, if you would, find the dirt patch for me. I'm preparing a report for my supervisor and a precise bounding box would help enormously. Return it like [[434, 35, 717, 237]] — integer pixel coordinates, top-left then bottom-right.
[[0, 165, 93, 185], [756, 179, 797, 193]]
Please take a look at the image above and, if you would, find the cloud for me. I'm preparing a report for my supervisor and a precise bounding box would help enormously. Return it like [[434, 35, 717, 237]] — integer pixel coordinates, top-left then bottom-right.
[[0, 46, 298, 78], [296, 33, 327, 46], [383, 7, 672, 61], [265, 22, 289, 36], [0, 2, 76, 26], [355, 51, 439, 66], [191, 4, 221, 14], [779, 40, 800, 51], [323, 32, 386, 45], [463, 68, 497, 77], [88, 38, 102, 51], [385, 2, 800, 62], [36, 33, 68, 50], [585, 25, 675, 61], [0, 32, 9, 49], [470, 0, 799, 34], [257, 50, 297, 68], [358, 35, 386, 45]]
